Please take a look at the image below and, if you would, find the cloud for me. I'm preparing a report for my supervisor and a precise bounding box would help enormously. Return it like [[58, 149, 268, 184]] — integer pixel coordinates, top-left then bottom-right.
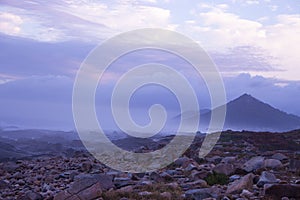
[[0, 12, 22, 35], [181, 7, 300, 80], [0, 34, 93, 77], [0, 0, 174, 42]]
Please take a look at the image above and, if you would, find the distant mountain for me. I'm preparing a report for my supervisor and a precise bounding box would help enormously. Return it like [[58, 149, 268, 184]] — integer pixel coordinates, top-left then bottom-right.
[[182, 93, 300, 132]]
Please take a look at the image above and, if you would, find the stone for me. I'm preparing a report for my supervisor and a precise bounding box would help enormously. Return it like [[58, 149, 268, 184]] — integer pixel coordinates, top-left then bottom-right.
[[3, 162, 19, 173], [80, 161, 92, 172], [242, 156, 264, 172], [264, 184, 300, 199], [53, 191, 72, 200], [257, 171, 278, 187], [185, 188, 212, 200], [22, 191, 43, 200], [181, 179, 208, 190], [149, 171, 163, 182], [206, 156, 222, 164], [241, 189, 254, 198], [77, 182, 102, 200], [185, 163, 198, 171], [229, 175, 240, 182], [221, 157, 236, 164], [226, 173, 254, 194], [174, 157, 190, 168], [138, 191, 152, 196], [74, 174, 114, 190], [272, 153, 288, 161], [289, 159, 300, 173], [161, 192, 172, 199], [0, 180, 9, 189], [264, 159, 283, 169], [213, 163, 235, 176]]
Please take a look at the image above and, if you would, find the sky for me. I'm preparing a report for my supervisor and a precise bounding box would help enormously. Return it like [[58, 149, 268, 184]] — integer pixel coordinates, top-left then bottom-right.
[[0, 0, 299, 130]]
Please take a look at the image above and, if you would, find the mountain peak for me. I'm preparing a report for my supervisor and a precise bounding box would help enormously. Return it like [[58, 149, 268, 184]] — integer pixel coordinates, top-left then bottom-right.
[[230, 93, 259, 104]]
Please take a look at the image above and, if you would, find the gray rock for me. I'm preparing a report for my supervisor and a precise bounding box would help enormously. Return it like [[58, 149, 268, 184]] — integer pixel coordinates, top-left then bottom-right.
[[3, 162, 19, 173], [243, 156, 264, 172], [226, 173, 254, 194], [149, 171, 163, 182], [0, 180, 9, 189], [185, 186, 222, 200], [180, 179, 208, 190], [221, 156, 236, 164], [206, 156, 222, 164], [77, 182, 103, 200], [271, 153, 288, 161], [20, 191, 43, 200], [257, 171, 278, 187], [185, 188, 212, 200], [264, 159, 283, 169], [264, 184, 300, 199], [289, 159, 300, 173], [174, 157, 190, 168], [213, 163, 235, 176], [229, 175, 240, 182]]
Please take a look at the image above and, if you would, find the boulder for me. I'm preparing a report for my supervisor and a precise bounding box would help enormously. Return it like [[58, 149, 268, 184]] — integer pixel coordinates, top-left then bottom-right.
[[226, 173, 254, 194], [174, 156, 191, 168], [264, 184, 300, 199], [289, 159, 300, 173], [242, 156, 264, 172], [264, 159, 283, 169], [221, 157, 236, 164], [213, 163, 235, 176], [257, 171, 278, 187], [271, 153, 288, 161]]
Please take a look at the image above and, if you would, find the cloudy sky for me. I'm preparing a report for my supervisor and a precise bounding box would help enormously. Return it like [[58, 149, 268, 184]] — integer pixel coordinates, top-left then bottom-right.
[[0, 0, 299, 130]]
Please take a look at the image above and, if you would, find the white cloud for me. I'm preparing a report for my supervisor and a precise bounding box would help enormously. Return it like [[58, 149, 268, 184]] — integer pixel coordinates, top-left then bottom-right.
[[245, 0, 259, 5], [0, 0, 174, 42], [181, 8, 300, 80], [269, 5, 278, 11], [0, 12, 23, 35]]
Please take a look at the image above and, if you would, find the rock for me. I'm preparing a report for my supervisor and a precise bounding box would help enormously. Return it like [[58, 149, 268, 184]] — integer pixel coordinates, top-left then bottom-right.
[[229, 175, 240, 182], [80, 161, 92, 172], [185, 188, 212, 200], [138, 191, 152, 196], [213, 163, 235, 176], [264, 159, 283, 169], [174, 157, 190, 168], [272, 153, 288, 161], [242, 156, 264, 172], [206, 156, 222, 164], [73, 174, 114, 191], [241, 189, 254, 199], [77, 182, 102, 200], [289, 159, 300, 173], [114, 177, 132, 189], [3, 162, 19, 173], [221, 157, 236, 164], [181, 179, 208, 190], [54, 191, 72, 200], [160, 172, 174, 182], [226, 173, 254, 194], [149, 171, 163, 182], [68, 177, 97, 195], [161, 192, 172, 199], [0, 180, 9, 189], [257, 171, 278, 187], [19, 191, 43, 200], [191, 170, 211, 180], [264, 184, 300, 199], [185, 163, 198, 171]]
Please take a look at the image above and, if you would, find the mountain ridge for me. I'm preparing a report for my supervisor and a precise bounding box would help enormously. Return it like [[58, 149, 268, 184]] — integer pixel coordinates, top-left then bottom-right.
[[181, 93, 300, 132]]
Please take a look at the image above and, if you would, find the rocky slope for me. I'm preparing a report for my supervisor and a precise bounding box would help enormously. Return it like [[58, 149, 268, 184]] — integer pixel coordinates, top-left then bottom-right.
[[0, 130, 300, 200]]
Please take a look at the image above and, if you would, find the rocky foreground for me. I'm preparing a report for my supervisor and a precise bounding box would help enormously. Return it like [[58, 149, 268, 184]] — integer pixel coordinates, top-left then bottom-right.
[[0, 130, 300, 200]]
